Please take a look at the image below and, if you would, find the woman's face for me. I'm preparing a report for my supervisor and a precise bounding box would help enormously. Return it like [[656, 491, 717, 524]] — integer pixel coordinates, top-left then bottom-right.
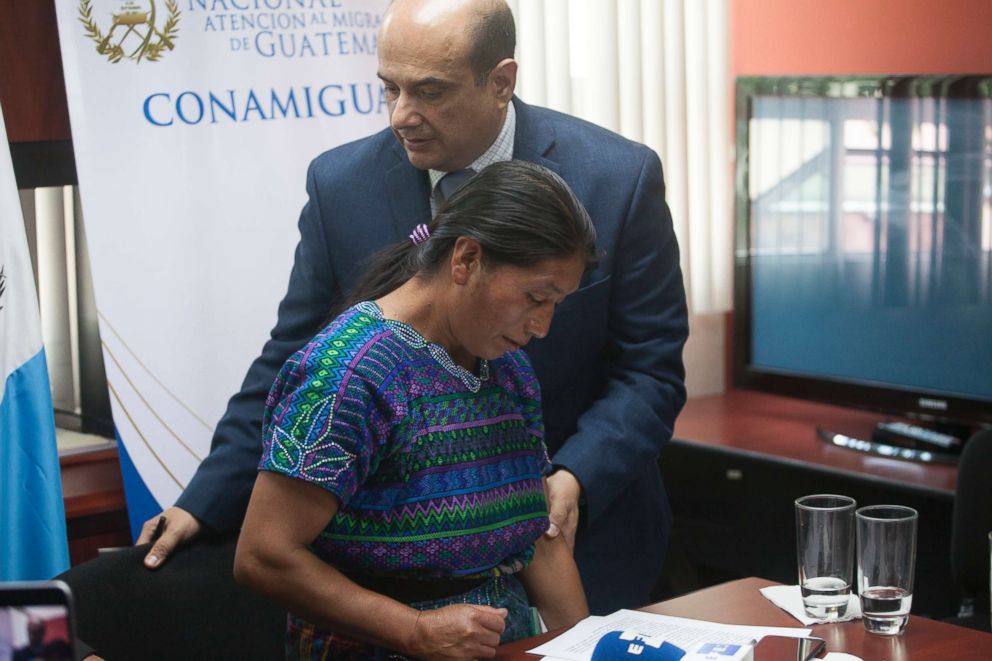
[[449, 252, 586, 362]]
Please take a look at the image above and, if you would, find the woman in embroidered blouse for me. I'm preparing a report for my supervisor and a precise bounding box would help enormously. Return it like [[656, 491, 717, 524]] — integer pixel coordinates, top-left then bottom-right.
[[235, 161, 595, 660]]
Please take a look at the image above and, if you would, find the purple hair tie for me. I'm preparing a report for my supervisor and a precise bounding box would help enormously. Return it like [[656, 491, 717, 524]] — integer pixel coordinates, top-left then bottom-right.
[[409, 223, 430, 246]]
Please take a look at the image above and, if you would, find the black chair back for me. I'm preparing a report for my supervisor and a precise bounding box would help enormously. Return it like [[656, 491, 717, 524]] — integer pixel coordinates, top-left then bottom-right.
[[950, 429, 992, 610]]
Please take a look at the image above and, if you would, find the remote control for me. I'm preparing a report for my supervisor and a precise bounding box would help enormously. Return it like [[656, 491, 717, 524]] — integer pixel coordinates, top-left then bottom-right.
[[818, 428, 959, 465], [873, 421, 962, 451]]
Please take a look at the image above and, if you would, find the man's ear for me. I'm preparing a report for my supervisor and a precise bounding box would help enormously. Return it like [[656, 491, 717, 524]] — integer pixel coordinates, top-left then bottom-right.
[[490, 58, 518, 106], [450, 237, 483, 285]]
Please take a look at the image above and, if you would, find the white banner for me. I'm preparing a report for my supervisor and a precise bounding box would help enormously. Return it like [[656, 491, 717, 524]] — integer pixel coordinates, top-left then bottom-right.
[[54, 0, 389, 514]]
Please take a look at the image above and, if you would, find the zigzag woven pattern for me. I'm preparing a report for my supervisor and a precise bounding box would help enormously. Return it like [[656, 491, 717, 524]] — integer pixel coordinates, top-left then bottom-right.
[[260, 302, 551, 578]]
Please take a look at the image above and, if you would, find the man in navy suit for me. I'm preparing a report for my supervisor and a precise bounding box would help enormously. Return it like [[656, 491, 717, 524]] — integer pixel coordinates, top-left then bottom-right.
[[67, 0, 686, 652], [144, 0, 686, 612]]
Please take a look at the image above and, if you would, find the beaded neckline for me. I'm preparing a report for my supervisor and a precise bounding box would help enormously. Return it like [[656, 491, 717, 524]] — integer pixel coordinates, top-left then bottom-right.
[[356, 301, 490, 392]]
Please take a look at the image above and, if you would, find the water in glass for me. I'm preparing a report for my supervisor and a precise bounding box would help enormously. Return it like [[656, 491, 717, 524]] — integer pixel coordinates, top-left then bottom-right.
[[800, 576, 850, 619], [860, 585, 912, 635]]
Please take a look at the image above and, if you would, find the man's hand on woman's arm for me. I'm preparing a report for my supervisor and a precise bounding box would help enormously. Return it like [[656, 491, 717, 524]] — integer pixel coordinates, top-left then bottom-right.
[[543, 469, 583, 550]]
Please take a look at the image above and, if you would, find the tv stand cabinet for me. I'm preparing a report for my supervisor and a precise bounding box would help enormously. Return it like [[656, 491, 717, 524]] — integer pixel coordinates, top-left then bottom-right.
[[660, 389, 957, 617]]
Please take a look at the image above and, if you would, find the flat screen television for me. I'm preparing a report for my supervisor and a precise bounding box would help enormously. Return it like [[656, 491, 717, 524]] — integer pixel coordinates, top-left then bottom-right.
[[733, 75, 992, 449]]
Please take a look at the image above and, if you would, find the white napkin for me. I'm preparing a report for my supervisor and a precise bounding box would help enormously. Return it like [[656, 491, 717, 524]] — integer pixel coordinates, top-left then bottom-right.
[[759, 585, 862, 625], [823, 654, 863, 661]]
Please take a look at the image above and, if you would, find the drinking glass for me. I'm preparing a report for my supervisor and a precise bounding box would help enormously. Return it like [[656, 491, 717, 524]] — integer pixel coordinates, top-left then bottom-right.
[[856, 505, 918, 635], [795, 494, 856, 619]]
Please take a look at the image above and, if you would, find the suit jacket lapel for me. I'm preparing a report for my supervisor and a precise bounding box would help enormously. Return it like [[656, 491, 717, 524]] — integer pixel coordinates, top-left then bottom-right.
[[512, 97, 560, 174], [385, 139, 432, 241]]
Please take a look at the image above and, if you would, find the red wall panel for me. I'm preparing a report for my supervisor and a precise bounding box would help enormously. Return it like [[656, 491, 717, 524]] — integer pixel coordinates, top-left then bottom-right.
[[732, 0, 992, 76]]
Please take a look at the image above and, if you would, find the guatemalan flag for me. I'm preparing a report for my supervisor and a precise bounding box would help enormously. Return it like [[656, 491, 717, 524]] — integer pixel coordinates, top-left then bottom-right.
[[0, 104, 70, 580]]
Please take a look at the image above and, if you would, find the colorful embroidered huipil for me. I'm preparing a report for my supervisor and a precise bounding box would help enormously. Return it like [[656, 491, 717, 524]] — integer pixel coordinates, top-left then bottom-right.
[[259, 302, 552, 658]]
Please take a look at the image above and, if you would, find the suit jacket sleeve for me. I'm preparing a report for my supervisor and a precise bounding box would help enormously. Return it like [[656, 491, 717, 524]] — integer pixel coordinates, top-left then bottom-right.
[[176, 161, 338, 531], [551, 148, 688, 526]]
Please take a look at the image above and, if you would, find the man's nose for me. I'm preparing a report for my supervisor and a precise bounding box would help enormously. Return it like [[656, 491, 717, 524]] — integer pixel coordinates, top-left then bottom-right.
[[390, 92, 421, 129]]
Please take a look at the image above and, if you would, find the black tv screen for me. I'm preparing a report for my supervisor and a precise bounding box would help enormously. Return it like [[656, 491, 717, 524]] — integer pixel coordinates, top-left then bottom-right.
[[734, 75, 992, 429]]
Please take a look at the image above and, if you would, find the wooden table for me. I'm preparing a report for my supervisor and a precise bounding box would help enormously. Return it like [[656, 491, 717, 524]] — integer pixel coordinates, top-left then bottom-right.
[[494, 577, 992, 660]]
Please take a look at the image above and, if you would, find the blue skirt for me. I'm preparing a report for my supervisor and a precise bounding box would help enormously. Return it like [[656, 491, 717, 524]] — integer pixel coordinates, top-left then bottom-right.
[[285, 573, 539, 660]]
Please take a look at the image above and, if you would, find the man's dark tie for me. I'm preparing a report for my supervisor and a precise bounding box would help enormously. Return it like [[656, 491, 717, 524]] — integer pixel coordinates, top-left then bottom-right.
[[435, 168, 476, 206]]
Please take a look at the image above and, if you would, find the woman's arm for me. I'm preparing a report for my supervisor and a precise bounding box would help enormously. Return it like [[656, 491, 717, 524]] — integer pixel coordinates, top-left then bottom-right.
[[517, 531, 589, 631], [234, 471, 508, 659]]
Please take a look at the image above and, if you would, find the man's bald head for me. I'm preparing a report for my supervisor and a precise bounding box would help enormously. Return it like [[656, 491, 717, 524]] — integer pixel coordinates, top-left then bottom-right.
[[384, 0, 515, 85], [377, 0, 518, 171]]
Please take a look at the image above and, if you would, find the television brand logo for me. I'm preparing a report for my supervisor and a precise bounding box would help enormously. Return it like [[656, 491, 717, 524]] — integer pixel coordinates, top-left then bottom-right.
[[918, 397, 948, 411], [79, 0, 180, 63]]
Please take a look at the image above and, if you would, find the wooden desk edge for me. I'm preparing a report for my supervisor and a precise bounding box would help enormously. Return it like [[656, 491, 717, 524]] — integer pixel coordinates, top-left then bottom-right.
[[495, 578, 785, 658], [495, 577, 992, 659]]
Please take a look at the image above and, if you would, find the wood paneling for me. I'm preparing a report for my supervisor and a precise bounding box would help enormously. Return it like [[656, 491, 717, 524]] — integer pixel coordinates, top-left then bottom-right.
[[61, 448, 131, 565], [0, 0, 71, 142]]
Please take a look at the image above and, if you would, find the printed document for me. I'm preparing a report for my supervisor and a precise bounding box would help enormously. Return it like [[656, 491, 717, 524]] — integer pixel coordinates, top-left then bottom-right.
[[529, 609, 811, 660]]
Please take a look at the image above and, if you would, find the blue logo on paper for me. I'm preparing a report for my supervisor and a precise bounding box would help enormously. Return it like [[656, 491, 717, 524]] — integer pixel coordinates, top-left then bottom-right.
[[697, 644, 741, 655]]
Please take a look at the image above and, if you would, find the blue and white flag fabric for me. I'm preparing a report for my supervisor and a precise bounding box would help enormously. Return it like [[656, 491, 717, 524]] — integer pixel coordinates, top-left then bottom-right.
[[0, 105, 70, 580]]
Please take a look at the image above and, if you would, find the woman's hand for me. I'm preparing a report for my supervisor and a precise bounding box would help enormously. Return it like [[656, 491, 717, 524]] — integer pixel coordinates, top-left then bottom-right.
[[237, 473, 504, 656], [408, 603, 507, 660]]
